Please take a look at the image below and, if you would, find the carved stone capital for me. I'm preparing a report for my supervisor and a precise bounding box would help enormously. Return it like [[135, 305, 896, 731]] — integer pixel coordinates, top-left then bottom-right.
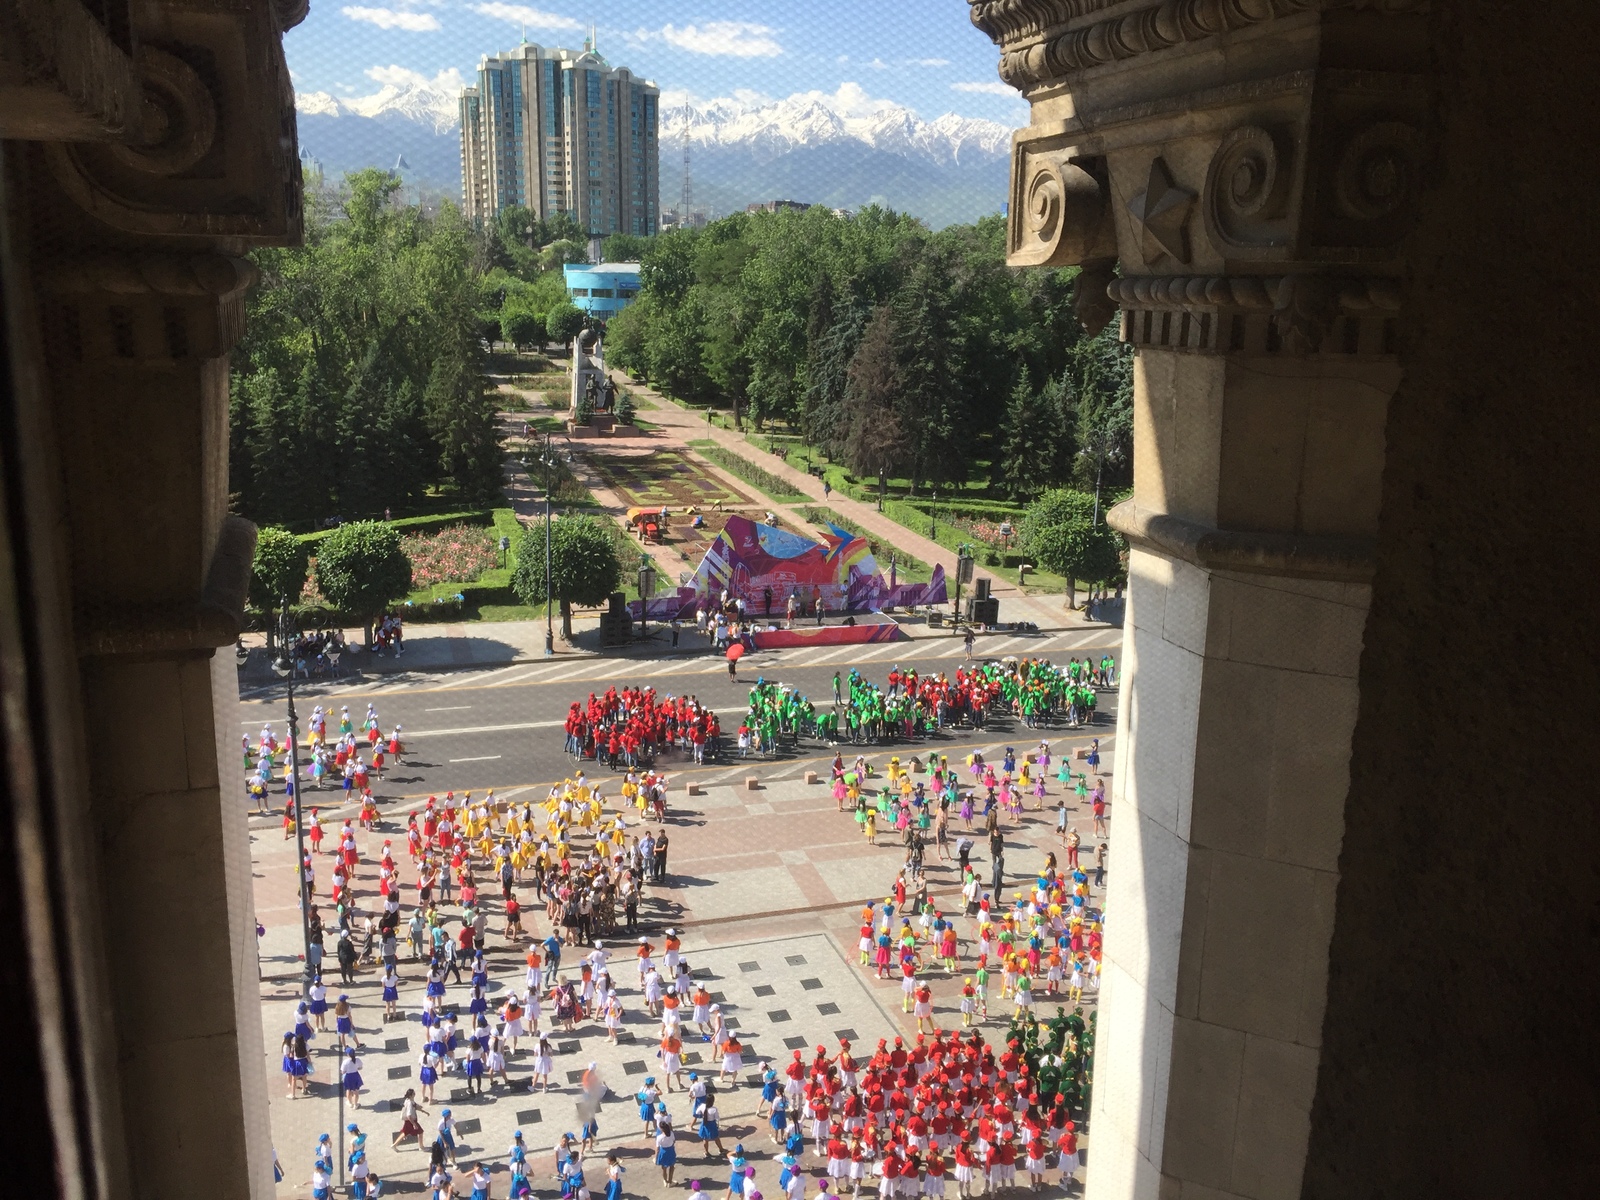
[[1107, 272, 1400, 354], [43, 6, 302, 245], [1108, 501, 1375, 582], [40, 251, 258, 361], [972, 0, 1429, 94], [0, 0, 141, 140], [1009, 145, 1118, 267]]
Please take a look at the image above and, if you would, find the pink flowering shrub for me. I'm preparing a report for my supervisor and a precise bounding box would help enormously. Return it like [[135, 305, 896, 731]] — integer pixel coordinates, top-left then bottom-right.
[[401, 525, 499, 588]]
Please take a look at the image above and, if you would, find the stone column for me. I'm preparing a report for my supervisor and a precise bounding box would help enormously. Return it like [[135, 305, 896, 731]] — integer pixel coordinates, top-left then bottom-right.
[[968, 2, 1428, 1197], [2, 3, 302, 1198]]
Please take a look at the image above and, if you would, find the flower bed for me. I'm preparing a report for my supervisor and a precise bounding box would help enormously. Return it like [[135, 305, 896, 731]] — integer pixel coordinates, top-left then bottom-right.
[[401, 525, 500, 589]]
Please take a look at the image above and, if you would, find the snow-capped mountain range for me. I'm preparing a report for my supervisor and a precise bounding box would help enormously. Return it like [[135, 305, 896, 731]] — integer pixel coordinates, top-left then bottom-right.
[[296, 82, 461, 136], [661, 94, 1011, 165], [294, 81, 1013, 227]]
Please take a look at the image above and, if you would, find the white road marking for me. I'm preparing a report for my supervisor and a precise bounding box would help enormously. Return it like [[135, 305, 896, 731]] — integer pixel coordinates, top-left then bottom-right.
[[433, 663, 535, 690], [425, 705, 473, 712], [403, 719, 565, 738], [449, 755, 503, 763], [487, 663, 574, 686]]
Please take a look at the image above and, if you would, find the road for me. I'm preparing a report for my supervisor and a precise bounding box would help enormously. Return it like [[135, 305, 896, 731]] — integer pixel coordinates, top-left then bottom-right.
[[237, 626, 1124, 815]]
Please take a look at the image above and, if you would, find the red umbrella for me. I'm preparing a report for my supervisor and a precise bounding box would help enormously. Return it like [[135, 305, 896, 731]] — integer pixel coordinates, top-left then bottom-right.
[[726, 643, 746, 661]]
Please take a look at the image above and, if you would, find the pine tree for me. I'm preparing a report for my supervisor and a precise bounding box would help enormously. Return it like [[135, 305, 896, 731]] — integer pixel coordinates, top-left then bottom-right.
[[424, 349, 503, 505]]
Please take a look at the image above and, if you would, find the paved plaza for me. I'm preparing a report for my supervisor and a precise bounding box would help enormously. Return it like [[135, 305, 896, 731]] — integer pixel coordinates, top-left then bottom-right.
[[253, 642, 1117, 1198]]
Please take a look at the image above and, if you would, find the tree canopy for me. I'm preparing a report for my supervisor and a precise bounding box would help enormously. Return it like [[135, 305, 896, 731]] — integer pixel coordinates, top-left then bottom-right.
[[229, 170, 504, 527], [604, 206, 1133, 495], [511, 515, 622, 638], [314, 520, 413, 644], [249, 526, 309, 648], [1020, 489, 1124, 606]]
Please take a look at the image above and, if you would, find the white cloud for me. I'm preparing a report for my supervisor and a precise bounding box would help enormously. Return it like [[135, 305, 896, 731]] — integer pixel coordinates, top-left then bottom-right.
[[341, 6, 440, 31], [656, 20, 782, 58], [837, 54, 849, 64], [951, 80, 1015, 95], [867, 57, 889, 70], [797, 82, 901, 119], [910, 57, 951, 67], [364, 64, 465, 91], [470, 3, 581, 31]]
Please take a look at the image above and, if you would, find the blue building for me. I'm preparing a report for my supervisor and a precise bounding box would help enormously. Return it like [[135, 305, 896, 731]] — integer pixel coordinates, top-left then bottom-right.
[[563, 262, 642, 320]]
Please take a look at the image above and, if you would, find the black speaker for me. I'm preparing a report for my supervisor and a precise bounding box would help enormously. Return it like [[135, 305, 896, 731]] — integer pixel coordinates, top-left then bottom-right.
[[973, 577, 991, 601], [965, 597, 999, 625]]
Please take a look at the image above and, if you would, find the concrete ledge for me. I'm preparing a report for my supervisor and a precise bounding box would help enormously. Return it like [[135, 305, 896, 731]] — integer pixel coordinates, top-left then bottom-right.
[[1108, 499, 1376, 582]]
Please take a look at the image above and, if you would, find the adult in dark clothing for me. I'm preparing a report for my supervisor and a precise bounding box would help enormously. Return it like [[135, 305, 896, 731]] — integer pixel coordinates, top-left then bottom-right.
[[653, 831, 669, 881], [337, 931, 358, 984]]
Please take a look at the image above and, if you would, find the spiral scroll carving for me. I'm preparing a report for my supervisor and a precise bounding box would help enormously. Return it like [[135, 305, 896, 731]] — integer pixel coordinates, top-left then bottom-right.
[[1204, 124, 1291, 251], [1334, 121, 1421, 222], [1025, 164, 1063, 248], [108, 48, 217, 177]]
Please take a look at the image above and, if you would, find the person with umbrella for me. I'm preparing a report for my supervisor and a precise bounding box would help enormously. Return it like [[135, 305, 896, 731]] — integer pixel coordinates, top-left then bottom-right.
[[726, 642, 743, 682]]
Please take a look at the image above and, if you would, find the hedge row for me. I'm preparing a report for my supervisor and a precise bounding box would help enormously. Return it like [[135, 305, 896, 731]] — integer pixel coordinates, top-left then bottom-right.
[[699, 446, 807, 501], [295, 509, 496, 546]]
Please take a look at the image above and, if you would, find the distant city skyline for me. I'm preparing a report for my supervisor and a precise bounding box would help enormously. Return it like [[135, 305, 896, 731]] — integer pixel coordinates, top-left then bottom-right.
[[285, 2, 1027, 130]]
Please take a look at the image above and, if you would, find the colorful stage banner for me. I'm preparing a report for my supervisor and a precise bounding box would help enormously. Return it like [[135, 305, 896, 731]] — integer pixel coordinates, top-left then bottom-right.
[[629, 515, 948, 620]]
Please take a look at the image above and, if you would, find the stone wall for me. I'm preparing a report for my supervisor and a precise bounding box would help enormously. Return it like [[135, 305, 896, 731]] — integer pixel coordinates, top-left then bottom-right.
[[1304, 4, 1600, 1196]]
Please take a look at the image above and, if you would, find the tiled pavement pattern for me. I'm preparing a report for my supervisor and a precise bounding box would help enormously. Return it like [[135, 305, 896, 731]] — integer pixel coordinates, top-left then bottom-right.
[[260, 735, 1110, 1198]]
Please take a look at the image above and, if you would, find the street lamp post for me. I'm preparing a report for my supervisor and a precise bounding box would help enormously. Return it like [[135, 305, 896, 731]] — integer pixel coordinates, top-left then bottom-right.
[[535, 434, 561, 656], [273, 600, 314, 998]]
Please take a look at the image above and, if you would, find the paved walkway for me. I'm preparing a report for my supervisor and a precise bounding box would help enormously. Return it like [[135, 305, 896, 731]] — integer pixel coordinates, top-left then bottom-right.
[[258, 731, 1110, 1199]]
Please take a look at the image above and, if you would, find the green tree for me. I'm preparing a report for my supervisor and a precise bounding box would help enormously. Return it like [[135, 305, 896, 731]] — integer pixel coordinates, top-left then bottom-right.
[[1020, 489, 1123, 609], [423, 351, 502, 504], [615, 388, 637, 426], [314, 520, 414, 646], [995, 368, 1077, 502], [603, 293, 652, 377], [601, 233, 650, 262], [546, 302, 586, 345], [511, 515, 621, 639], [842, 304, 914, 502], [541, 239, 589, 270], [248, 526, 310, 652], [501, 307, 544, 350], [232, 169, 502, 527]]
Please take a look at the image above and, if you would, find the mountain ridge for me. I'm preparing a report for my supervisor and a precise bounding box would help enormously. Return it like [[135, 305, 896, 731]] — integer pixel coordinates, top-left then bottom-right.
[[293, 84, 1012, 227]]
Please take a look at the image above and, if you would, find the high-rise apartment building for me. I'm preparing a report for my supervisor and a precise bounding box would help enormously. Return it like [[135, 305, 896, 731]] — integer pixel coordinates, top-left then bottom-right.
[[459, 40, 659, 236]]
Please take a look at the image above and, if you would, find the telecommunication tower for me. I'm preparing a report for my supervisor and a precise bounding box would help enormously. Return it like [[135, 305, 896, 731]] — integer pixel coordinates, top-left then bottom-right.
[[679, 97, 693, 223]]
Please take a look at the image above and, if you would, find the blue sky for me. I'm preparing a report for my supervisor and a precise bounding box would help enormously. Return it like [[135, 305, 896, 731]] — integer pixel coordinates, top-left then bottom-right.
[[286, 1, 1028, 123]]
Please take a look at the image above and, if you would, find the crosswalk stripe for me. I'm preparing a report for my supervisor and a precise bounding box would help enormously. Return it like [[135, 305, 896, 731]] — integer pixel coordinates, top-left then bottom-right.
[[489, 663, 578, 686], [433, 663, 531, 689]]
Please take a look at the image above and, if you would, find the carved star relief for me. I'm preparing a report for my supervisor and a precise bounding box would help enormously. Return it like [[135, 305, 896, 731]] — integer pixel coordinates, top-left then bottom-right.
[[1127, 156, 1196, 264]]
